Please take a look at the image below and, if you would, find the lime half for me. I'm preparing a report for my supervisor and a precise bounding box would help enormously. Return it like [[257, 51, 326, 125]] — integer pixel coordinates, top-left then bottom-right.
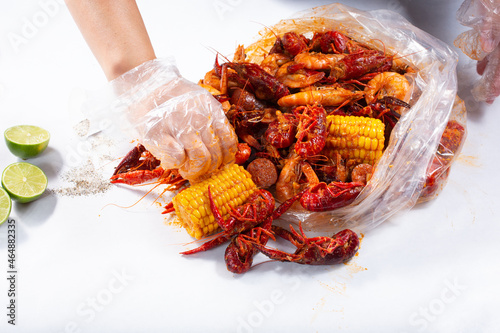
[[2, 162, 47, 203], [0, 187, 12, 225], [4, 125, 50, 159]]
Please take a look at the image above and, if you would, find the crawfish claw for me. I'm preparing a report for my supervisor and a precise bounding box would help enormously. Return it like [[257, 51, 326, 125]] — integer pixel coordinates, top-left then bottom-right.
[[251, 224, 360, 266]]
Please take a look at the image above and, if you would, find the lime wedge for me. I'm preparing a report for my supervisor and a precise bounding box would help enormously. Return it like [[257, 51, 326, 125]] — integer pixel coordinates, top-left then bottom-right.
[[0, 187, 12, 225], [4, 125, 50, 159], [1, 162, 48, 203]]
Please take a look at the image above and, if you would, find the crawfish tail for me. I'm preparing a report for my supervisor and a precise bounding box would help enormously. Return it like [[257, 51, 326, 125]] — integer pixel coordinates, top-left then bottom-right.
[[299, 182, 364, 212]]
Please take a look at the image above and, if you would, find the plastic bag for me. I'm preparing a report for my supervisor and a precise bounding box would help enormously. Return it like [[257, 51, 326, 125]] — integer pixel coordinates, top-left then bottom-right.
[[240, 3, 466, 233], [455, 0, 500, 102], [82, 57, 237, 181], [82, 3, 466, 236]]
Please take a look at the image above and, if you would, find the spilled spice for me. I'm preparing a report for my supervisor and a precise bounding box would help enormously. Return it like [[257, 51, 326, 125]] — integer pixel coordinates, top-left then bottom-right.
[[47, 159, 112, 197]]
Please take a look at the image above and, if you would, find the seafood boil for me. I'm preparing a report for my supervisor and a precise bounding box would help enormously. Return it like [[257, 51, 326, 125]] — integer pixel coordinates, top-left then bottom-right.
[[109, 28, 465, 273]]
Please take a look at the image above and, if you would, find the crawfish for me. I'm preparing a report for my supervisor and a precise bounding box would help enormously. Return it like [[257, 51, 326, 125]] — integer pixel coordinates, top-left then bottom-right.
[[251, 222, 359, 265], [330, 49, 392, 81], [300, 181, 364, 212], [224, 189, 306, 273], [294, 104, 327, 158], [221, 61, 290, 103], [234, 143, 252, 165], [110, 144, 186, 190], [269, 31, 309, 57], [182, 186, 301, 274], [309, 30, 368, 55], [224, 216, 273, 274], [264, 110, 297, 149], [419, 120, 466, 202], [180, 187, 276, 255]]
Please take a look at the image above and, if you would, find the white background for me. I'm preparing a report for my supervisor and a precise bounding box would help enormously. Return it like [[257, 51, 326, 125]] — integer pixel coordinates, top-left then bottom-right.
[[1, 0, 499, 332]]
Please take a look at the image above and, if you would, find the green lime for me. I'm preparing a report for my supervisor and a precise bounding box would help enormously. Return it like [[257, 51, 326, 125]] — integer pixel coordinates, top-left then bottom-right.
[[1, 162, 47, 203], [4, 125, 50, 159], [0, 187, 12, 225]]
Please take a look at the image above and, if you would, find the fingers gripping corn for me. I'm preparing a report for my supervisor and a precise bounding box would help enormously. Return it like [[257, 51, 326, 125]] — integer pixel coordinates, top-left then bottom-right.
[[172, 164, 257, 239], [324, 115, 385, 165]]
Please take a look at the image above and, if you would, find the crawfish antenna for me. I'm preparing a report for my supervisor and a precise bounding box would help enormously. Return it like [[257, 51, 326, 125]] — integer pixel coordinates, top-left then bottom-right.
[[250, 21, 280, 40]]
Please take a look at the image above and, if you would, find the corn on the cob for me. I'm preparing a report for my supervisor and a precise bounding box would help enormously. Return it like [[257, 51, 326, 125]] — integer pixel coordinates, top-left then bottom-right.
[[324, 115, 385, 165], [172, 163, 257, 239]]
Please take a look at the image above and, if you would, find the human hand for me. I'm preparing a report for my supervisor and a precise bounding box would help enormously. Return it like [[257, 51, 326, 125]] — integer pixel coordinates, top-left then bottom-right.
[[456, 0, 500, 103], [110, 59, 238, 181]]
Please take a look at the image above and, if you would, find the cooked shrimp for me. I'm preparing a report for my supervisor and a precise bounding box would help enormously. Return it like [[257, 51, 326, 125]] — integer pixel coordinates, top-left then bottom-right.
[[275, 62, 325, 89], [277, 85, 364, 107], [351, 163, 373, 185], [275, 152, 302, 203], [260, 53, 291, 76], [364, 72, 410, 104], [293, 52, 345, 71]]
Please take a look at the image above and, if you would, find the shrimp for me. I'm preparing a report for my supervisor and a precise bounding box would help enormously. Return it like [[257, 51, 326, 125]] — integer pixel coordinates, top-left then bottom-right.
[[277, 85, 364, 107], [350, 163, 373, 185], [293, 52, 345, 71], [260, 53, 291, 76], [275, 61, 325, 89], [275, 152, 302, 203], [364, 71, 410, 104]]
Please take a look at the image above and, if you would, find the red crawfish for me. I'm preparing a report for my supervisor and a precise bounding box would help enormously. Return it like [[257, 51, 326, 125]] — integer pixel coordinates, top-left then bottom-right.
[[180, 187, 276, 256], [300, 181, 365, 212], [269, 31, 309, 57], [330, 49, 392, 81], [293, 104, 327, 158], [110, 144, 186, 190], [309, 30, 369, 54], [419, 120, 466, 202], [224, 216, 273, 274], [264, 111, 297, 149], [234, 143, 252, 165], [250, 222, 359, 265], [220, 61, 290, 103], [181, 187, 301, 274]]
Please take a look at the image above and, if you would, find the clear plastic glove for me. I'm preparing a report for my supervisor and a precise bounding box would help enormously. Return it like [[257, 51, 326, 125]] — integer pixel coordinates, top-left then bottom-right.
[[456, 0, 500, 103], [101, 58, 238, 181]]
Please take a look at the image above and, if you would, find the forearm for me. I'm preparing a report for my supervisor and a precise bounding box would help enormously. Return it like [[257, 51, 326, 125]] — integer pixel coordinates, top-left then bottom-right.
[[65, 0, 156, 80]]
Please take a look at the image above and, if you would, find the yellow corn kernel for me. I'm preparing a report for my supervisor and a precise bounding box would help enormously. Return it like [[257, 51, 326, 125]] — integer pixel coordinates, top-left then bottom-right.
[[324, 115, 386, 165], [171, 163, 257, 239]]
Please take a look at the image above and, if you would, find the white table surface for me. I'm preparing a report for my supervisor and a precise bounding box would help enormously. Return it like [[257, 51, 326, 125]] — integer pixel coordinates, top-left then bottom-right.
[[1, 1, 499, 332]]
